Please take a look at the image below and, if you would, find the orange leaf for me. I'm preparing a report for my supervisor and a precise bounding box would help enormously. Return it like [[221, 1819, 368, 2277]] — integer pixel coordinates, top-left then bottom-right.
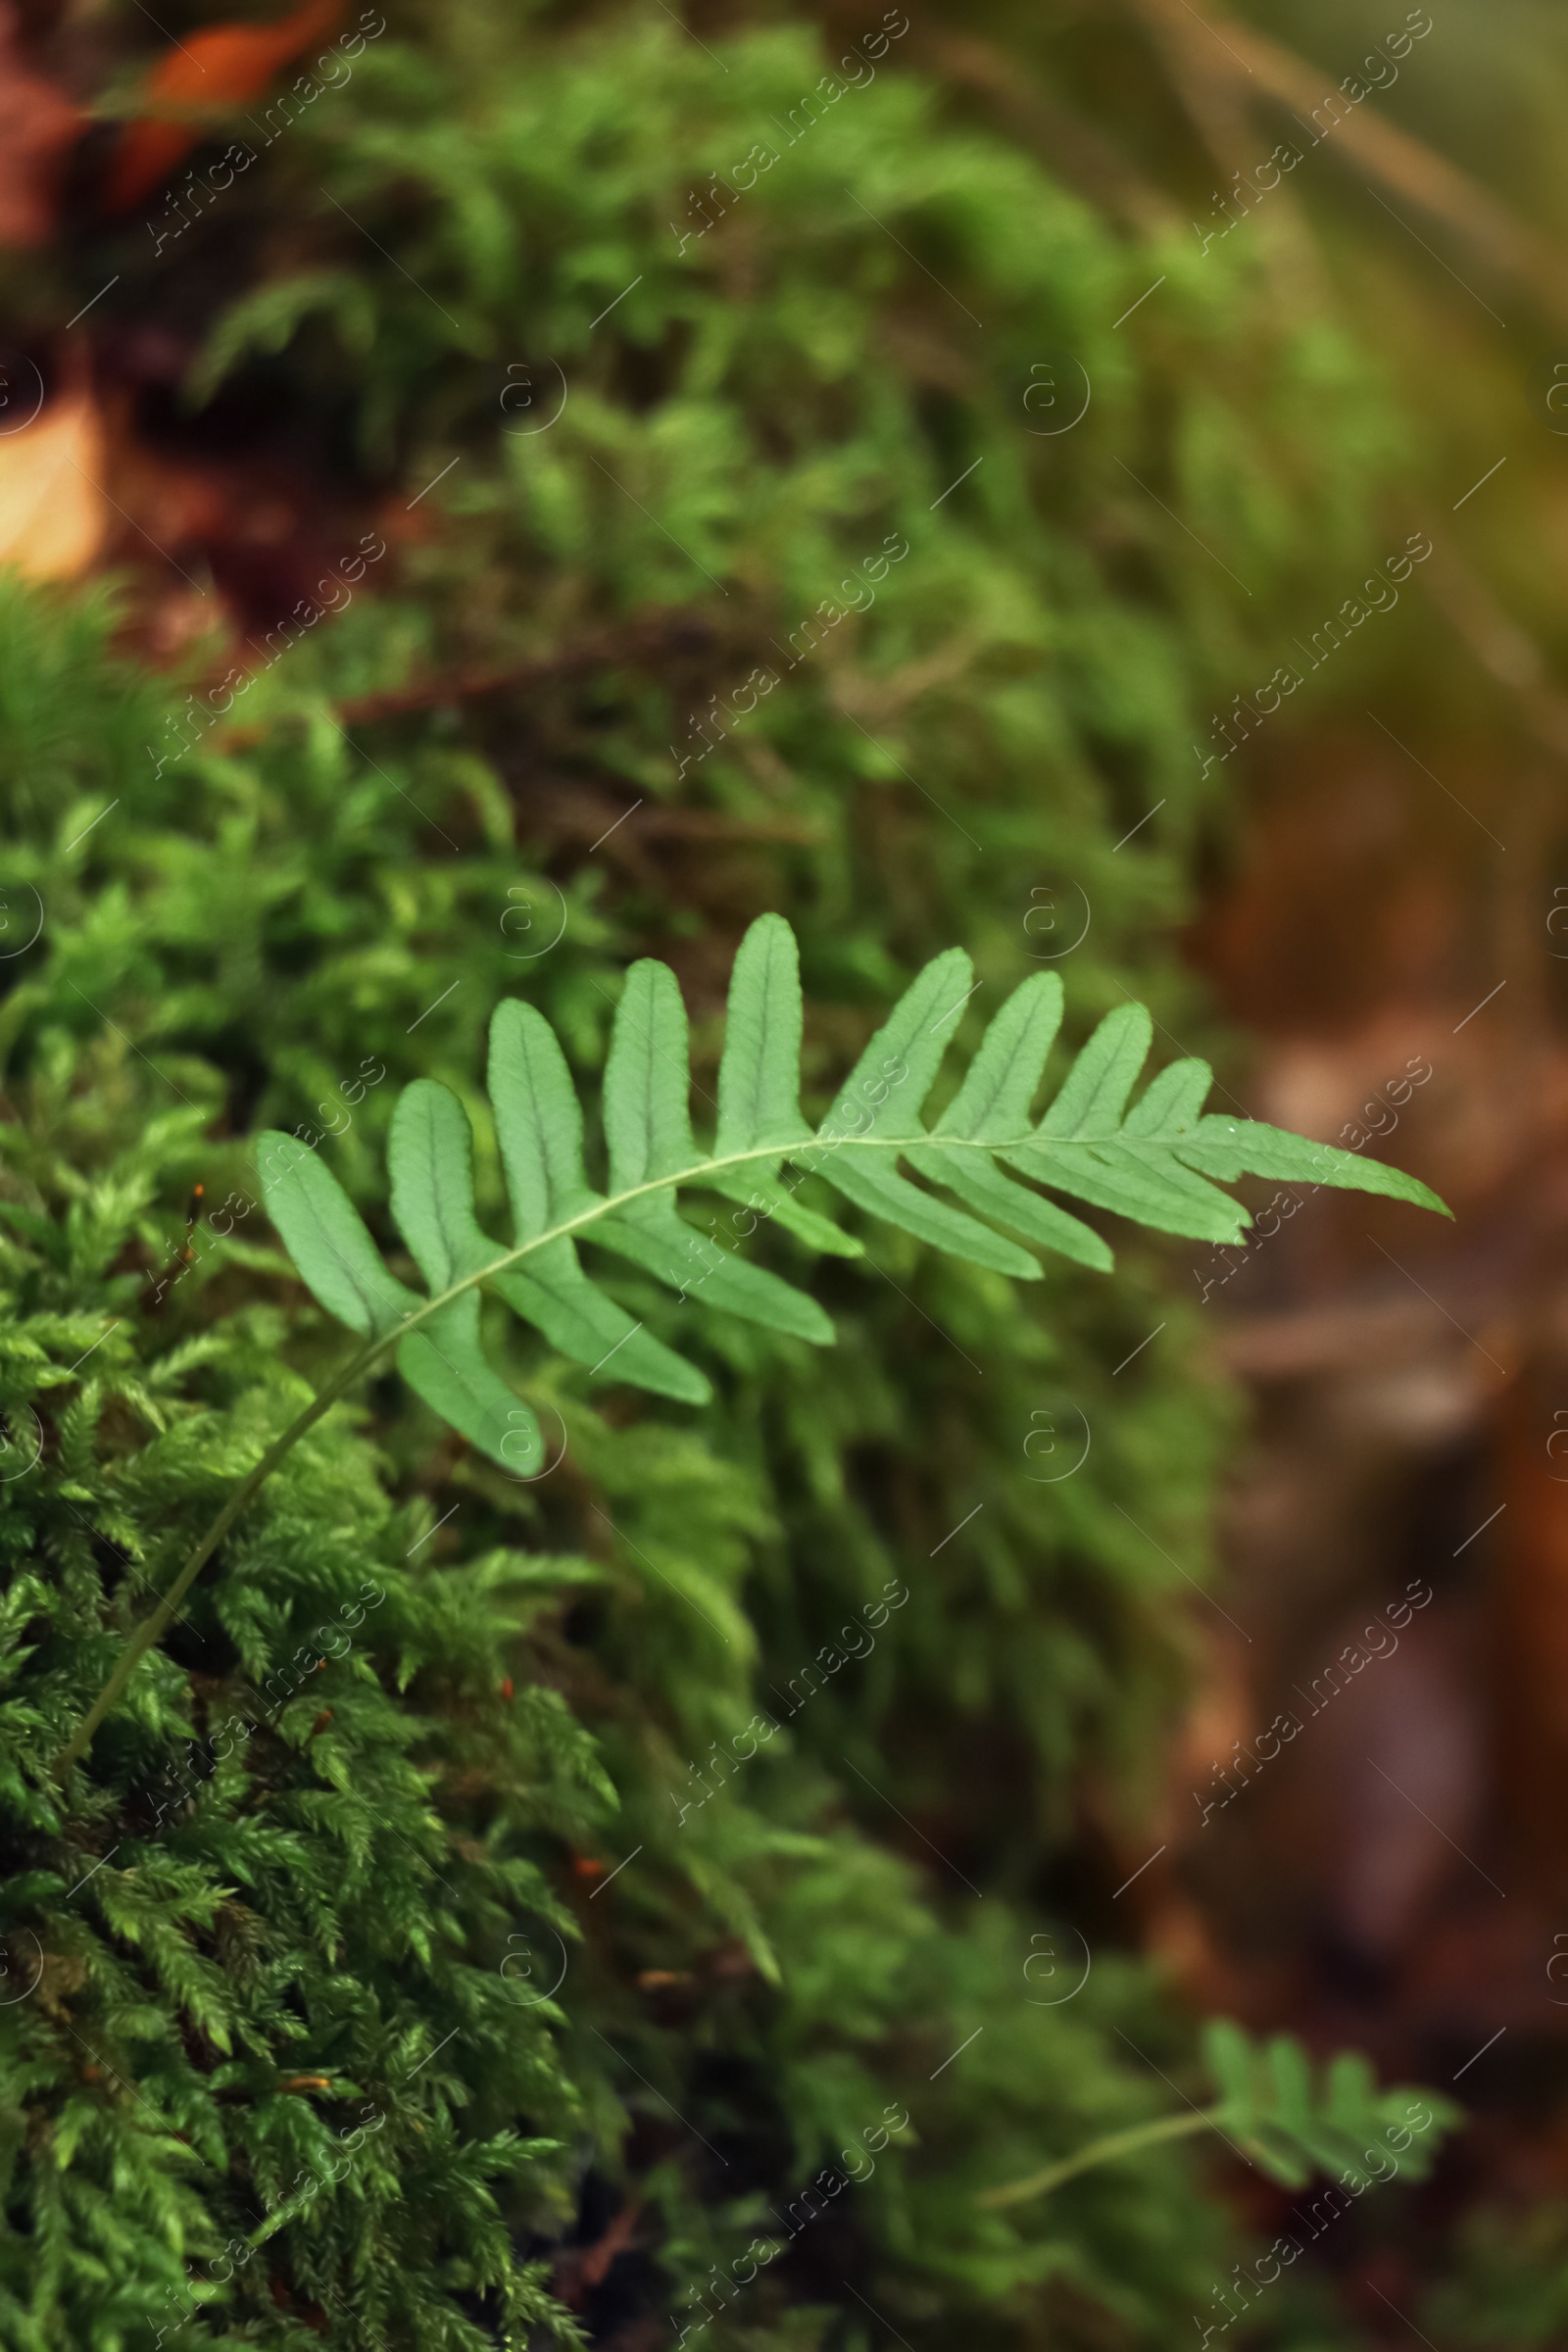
[[104, 0, 343, 211]]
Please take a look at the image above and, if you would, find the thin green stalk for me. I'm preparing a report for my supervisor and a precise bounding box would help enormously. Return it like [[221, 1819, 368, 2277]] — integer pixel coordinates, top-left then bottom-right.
[[975, 2108, 1219, 2208], [56, 1131, 1010, 1775], [54, 1333, 384, 1776]]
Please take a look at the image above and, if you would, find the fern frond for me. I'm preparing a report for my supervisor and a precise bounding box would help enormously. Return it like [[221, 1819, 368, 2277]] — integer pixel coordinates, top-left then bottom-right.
[[976, 2021, 1459, 2208], [58, 917, 1446, 1769], [259, 912, 1448, 1477]]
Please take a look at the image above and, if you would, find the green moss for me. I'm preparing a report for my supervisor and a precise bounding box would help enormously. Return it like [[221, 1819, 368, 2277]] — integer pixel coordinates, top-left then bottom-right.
[[0, 0, 1456, 2343]]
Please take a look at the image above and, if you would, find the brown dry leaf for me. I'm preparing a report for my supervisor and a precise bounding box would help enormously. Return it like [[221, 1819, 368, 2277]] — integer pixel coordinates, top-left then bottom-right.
[[0, 4, 85, 247], [0, 392, 108, 580]]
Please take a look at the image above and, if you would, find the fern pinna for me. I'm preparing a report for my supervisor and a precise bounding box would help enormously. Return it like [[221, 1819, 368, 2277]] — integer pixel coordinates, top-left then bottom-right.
[[60, 915, 1445, 1768]]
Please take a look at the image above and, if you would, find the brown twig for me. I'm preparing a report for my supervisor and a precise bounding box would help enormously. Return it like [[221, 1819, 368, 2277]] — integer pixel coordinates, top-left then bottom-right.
[[1135, 0, 1568, 326], [332, 610, 728, 728]]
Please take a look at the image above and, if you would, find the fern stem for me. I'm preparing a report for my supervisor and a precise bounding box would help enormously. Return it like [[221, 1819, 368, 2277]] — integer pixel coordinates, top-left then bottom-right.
[[56, 1134, 967, 1774], [54, 1332, 387, 1775], [974, 2108, 1219, 2208]]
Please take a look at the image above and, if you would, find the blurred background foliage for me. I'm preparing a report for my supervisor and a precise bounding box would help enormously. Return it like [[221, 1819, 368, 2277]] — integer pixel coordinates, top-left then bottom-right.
[[0, 0, 1563, 2343]]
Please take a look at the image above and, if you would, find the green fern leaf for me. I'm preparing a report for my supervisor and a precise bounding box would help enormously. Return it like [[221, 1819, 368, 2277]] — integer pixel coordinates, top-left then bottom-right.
[[714, 910, 812, 1155], [592, 945, 826, 1348], [497, 1248, 710, 1405], [701, 1166, 865, 1257], [590, 1211, 834, 1345], [1267, 2033, 1313, 2140], [487, 1004, 710, 1402], [488, 999, 600, 1232], [829, 944, 973, 1138], [397, 1295, 542, 1470], [604, 957, 698, 1189], [1122, 1054, 1213, 1135], [908, 973, 1108, 1265], [1005, 1005, 1250, 1243], [1039, 1001, 1152, 1135], [801, 947, 1046, 1275], [904, 1146, 1113, 1270], [1201, 2020, 1458, 2190], [248, 921, 1447, 1484], [257, 1132, 417, 1341], [979, 2020, 1458, 2209], [934, 971, 1064, 1141], [813, 1150, 1044, 1278], [388, 1081, 496, 1288], [1175, 1115, 1450, 1213], [1203, 2015, 1258, 2135]]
